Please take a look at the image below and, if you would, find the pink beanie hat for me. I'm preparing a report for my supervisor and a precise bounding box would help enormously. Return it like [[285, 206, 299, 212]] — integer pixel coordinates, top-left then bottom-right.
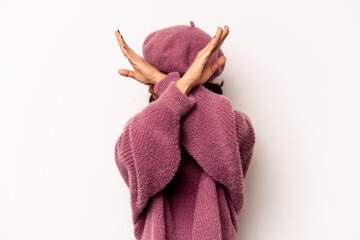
[[142, 21, 225, 83]]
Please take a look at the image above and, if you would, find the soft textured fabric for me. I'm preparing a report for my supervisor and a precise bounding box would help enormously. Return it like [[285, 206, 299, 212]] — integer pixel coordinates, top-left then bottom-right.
[[142, 21, 225, 83], [114, 72, 256, 239]]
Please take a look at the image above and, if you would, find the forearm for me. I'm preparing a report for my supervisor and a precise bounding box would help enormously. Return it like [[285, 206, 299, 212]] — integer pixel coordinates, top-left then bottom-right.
[[115, 75, 197, 223], [234, 110, 256, 178]]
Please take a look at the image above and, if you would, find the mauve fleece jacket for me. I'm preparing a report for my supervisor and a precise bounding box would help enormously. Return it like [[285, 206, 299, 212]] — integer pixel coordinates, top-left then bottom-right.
[[114, 72, 256, 239]]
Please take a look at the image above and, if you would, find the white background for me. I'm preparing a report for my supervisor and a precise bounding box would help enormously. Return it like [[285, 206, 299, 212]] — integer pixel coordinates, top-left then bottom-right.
[[1, 0, 359, 239]]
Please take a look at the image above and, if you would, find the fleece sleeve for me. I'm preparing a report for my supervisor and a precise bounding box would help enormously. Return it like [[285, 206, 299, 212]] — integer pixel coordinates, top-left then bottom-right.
[[114, 72, 196, 225], [234, 110, 256, 178]]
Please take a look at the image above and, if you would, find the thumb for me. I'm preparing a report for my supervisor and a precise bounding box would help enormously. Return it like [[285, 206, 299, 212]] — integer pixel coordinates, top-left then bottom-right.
[[202, 56, 226, 82], [211, 56, 226, 71], [118, 69, 135, 79]]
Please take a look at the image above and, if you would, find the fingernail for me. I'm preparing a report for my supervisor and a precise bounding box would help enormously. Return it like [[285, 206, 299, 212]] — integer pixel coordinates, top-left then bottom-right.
[[117, 29, 120, 34], [224, 25, 227, 28]]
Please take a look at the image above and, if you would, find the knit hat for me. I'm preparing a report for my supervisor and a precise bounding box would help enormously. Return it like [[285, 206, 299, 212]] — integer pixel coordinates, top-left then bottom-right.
[[142, 21, 225, 83]]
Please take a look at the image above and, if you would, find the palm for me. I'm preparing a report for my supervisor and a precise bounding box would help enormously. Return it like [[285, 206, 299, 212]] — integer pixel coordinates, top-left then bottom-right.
[[180, 26, 229, 87], [129, 58, 159, 85], [115, 30, 161, 85]]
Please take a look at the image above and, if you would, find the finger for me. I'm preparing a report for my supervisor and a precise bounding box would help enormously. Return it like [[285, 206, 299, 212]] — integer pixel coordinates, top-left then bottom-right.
[[118, 69, 135, 79], [202, 26, 228, 63], [115, 30, 131, 58], [205, 26, 229, 65], [115, 30, 138, 60], [211, 26, 229, 55], [202, 27, 223, 56]]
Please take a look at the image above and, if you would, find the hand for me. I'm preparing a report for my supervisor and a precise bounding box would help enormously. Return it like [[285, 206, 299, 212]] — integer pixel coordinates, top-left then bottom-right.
[[115, 30, 166, 85], [179, 26, 229, 89]]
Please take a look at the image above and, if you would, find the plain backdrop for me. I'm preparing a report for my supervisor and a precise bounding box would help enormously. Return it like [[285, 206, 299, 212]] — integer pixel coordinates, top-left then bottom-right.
[[1, 0, 359, 239]]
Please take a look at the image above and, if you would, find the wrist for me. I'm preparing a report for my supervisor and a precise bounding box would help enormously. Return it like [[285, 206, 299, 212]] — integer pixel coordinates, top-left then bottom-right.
[[154, 72, 181, 96], [176, 78, 194, 95], [154, 71, 167, 84]]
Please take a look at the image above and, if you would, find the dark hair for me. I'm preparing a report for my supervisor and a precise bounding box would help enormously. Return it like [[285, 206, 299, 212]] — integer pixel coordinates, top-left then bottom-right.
[[149, 80, 224, 103]]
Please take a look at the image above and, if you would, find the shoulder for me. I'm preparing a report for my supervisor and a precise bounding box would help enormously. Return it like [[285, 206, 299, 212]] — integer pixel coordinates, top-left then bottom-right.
[[233, 110, 255, 134], [233, 110, 252, 123]]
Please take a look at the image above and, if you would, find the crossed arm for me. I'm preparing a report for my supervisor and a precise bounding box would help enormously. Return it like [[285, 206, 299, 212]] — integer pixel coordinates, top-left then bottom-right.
[[114, 26, 229, 95], [114, 72, 256, 225]]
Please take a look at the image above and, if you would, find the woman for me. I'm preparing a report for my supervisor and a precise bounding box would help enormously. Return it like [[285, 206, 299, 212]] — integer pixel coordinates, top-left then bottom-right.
[[114, 23, 256, 240]]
